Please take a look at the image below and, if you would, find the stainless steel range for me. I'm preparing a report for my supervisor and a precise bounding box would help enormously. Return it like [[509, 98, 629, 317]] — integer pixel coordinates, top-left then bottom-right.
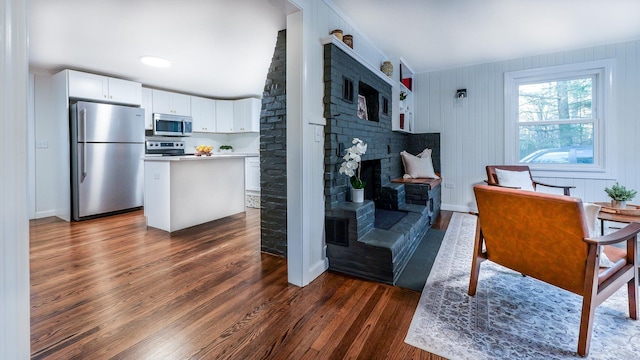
[[145, 140, 186, 156]]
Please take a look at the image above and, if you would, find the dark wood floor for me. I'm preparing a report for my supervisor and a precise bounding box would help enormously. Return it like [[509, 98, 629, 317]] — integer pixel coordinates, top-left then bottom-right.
[[30, 209, 452, 359]]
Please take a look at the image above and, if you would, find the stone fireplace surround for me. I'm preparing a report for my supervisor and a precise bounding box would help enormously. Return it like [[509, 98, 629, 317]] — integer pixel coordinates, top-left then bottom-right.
[[323, 43, 441, 284]]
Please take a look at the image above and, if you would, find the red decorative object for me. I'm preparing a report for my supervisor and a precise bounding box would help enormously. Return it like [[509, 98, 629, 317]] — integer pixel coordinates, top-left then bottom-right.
[[401, 78, 412, 91], [400, 113, 405, 129]]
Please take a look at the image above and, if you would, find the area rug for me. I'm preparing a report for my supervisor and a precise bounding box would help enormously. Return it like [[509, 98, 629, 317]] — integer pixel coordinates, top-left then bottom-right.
[[405, 212, 640, 359]]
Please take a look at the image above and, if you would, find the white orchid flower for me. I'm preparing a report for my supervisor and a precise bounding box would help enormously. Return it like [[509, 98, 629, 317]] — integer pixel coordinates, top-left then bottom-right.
[[338, 137, 367, 189]]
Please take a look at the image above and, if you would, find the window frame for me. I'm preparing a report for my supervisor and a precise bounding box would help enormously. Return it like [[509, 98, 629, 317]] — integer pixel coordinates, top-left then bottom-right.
[[504, 59, 615, 179]]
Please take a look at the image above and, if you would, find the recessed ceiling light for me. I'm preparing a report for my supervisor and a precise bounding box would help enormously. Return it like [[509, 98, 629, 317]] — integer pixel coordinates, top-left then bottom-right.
[[140, 56, 171, 68]]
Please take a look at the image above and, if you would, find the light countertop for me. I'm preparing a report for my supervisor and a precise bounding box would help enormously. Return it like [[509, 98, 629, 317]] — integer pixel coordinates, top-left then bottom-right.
[[143, 153, 258, 161]]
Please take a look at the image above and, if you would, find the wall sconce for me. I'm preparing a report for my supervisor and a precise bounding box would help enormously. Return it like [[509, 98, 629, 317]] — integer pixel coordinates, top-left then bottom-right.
[[456, 89, 467, 99]]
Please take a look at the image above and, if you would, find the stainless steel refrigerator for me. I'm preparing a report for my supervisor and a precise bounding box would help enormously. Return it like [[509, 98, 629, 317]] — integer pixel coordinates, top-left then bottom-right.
[[70, 101, 145, 220]]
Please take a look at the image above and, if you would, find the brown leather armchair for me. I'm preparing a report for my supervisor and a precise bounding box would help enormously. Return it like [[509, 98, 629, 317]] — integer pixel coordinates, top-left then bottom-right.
[[470, 184, 640, 357], [486, 165, 575, 195]]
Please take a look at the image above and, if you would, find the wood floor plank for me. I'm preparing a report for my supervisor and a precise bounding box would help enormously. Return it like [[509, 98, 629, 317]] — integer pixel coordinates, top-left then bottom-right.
[[30, 209, 451, 359]]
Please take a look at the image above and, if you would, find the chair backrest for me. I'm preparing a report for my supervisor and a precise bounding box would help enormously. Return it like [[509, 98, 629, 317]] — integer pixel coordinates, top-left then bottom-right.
[[485, 165, 533, 186], [473, 184, 590, 294]]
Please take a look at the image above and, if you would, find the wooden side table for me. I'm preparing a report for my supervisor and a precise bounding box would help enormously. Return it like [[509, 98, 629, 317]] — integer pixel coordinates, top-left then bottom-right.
[[594, 202, 640, 235], [598, 211, 640, 235]]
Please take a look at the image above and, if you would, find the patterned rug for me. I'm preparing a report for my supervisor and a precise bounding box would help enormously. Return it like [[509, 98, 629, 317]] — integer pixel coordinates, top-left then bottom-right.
[[405, 212, 640, 359]]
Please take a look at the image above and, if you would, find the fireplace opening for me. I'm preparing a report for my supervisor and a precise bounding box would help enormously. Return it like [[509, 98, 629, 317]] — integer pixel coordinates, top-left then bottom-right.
[[359, 159, 380, 203]]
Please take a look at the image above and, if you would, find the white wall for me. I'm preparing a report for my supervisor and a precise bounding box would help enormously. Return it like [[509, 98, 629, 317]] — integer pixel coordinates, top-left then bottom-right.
[[0, 0, 31, 357], [416, 40, 640, 212], [32, 73, 59, 218]]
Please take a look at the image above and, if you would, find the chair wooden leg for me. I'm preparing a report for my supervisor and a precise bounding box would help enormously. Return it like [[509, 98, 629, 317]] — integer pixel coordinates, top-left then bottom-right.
[[578, 288, 600, 357], [468, 257, 482, 296], [468, 221, 485, 296], [629, 278, 638, 320]]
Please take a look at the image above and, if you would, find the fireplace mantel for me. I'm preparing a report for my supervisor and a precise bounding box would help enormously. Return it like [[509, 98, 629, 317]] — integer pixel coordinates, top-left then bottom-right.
[[320, 36, 395, 87]]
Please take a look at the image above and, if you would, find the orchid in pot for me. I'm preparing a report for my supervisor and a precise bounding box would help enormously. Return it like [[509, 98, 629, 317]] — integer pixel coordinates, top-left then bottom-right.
[[339, 138, 367, 202]]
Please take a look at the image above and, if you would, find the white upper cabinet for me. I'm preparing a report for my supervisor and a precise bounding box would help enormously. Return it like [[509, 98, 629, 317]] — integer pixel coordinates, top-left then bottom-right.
[[233, 98, 261, 132], [141, 87, 153, 130], [215, 100, 235, 133], [152, 89, 191, 116], [191, 96, 216, 132], [67, 70, 142, 106]]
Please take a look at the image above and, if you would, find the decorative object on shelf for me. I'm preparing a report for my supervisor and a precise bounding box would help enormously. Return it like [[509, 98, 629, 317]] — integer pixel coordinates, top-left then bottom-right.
[[195, 145, 213, 156], [330, 29, 343, 41], [219, 145, 234, 154], [604, 182, 637, 208], [343, 34, 353, 48], [401, 77, 412, 90], [357, 95, 368, 120], [400, 90, 407, 109], [381, 61, 393, 77], [456, 88, 467, 99], [339, 137, 368, 202]]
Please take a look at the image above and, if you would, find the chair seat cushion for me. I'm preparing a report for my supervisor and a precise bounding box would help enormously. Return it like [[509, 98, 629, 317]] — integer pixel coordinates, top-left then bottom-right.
[[494, 169, 535, 191]]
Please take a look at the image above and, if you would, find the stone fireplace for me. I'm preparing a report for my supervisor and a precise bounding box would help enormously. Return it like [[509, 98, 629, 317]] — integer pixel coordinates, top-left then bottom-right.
[[323, 42, 441, 284]]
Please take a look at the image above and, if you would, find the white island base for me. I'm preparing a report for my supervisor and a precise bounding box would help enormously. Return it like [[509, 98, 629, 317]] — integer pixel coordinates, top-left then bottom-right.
[[144, 155, 247, 232]]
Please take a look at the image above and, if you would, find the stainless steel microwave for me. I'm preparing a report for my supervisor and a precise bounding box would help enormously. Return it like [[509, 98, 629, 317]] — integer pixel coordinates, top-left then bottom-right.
[[153, 113, 193, 137]]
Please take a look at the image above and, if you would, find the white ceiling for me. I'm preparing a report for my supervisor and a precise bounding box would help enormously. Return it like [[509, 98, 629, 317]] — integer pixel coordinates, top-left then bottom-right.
[[29, 0, 640, 99]]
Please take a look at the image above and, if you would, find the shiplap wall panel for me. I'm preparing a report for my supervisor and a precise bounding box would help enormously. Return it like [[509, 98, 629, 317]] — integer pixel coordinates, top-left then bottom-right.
[[416, 39, 640, 212]]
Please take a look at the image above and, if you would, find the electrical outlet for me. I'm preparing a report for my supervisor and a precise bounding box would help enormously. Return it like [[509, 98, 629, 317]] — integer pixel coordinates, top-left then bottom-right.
[[36, 140, 48, 149], [153, 173, 160, 180], [444, 183, 454, 189]]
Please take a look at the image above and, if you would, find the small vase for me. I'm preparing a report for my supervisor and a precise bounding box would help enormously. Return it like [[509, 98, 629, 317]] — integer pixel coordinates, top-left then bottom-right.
[[611, 200, 627, 209], [330, 29, 343, 41], [351, 188, 364, 203], [381, 61, 393, 77], [343, 35, 353, 49]]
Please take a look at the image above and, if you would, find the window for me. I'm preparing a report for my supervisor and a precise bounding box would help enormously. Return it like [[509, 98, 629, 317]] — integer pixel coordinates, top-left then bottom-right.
[[504, 60, 614, 176]]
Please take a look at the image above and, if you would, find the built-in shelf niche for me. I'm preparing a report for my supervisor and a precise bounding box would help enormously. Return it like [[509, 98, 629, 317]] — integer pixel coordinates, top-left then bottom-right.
[[359, 81, 379, 122]]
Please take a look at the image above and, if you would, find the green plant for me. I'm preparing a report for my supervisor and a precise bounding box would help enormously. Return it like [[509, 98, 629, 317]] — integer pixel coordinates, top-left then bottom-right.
[[604, 182, 637, 201], [219, 145, 233, 150], [400, 91, 407, 101]]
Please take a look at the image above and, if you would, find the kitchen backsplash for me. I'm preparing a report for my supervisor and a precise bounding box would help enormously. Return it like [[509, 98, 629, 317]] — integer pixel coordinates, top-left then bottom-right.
[[182, 132, 259, 153]]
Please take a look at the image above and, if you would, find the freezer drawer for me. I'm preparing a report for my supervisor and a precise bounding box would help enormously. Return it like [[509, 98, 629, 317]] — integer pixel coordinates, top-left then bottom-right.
[[72, 142, 144, 220]]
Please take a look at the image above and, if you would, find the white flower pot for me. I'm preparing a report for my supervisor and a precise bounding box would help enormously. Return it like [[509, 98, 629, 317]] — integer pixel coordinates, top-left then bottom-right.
[[351, 188, 364, 203], [611, 200, 627, 209]]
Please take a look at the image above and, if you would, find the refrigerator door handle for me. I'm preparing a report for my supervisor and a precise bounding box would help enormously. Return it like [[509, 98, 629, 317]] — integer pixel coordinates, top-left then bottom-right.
[[82, 108, 87, 178]]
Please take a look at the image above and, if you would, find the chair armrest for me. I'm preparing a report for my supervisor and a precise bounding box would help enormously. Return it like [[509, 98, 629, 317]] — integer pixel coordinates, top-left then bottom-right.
[[584, 222, 640, 246], [484, 180, 521, 189], [534, 181, 575, 196], [533, 181, 576, 190]]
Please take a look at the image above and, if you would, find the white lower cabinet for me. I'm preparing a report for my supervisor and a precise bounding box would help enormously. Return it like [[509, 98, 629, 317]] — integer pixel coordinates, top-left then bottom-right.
[[245, 157, 260, 192]]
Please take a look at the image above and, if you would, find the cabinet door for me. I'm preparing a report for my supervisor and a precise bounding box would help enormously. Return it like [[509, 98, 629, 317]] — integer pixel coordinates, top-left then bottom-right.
[[152, 90, 172, 114], [170, 92, 191, 116], [215, 100, 234, 133], [141, 88, 153, 130], [191, 96, 216, 132], [233, 98, 260, 132], [245, 157, 260, 191], [68, 70, 108, 101], [152, 90, 191, 116], [107, 77, 142, 105]]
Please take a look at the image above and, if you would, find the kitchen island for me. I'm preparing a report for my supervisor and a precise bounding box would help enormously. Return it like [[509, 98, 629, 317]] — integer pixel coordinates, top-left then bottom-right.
[[143, 153, 257, 232]]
